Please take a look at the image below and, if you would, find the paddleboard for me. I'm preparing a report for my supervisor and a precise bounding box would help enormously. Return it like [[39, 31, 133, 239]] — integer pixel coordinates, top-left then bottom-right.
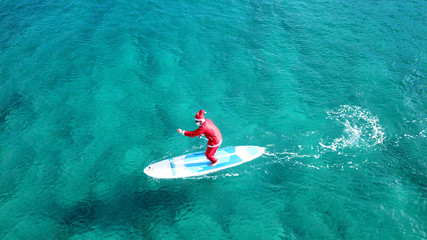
[[144, 146, 264, 179]]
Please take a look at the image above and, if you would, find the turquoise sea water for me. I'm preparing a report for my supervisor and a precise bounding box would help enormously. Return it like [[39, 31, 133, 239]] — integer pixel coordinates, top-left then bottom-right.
[[0, 0, 426, 239]]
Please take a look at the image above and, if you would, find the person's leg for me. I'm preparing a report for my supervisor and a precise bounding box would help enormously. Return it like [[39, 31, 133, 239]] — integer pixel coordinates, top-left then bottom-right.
[[205, 146, 219, 166]]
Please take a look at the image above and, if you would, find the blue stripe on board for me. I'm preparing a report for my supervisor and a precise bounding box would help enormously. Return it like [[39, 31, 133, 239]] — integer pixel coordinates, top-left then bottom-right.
[[247, 146, 259, 156], [184, 154, 242, 173], [184, 147, 236, 164], [169, 159, 176, 176], [223, 147, 235, 154]]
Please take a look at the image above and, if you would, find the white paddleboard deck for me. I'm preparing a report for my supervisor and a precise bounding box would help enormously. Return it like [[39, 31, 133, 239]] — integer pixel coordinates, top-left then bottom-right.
[[144, 146, 264, 179]]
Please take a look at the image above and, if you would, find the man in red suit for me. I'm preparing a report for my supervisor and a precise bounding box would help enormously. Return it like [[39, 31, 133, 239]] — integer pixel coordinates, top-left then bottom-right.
[[177, 110, 223, 166]]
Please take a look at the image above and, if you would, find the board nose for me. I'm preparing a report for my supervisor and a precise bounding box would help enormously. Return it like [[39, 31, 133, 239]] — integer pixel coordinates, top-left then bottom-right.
[[143, 166, 154, 176]]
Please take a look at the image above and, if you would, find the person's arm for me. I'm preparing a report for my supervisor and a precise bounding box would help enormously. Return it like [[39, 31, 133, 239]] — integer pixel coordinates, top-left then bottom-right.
[[177, 126, 204, 137]]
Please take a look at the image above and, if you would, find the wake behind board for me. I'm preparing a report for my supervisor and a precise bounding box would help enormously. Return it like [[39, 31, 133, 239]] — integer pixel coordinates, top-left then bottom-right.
[[144, 146, 264, 179]]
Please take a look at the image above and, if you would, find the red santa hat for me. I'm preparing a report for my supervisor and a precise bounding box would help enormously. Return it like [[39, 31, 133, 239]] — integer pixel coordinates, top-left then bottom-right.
[[195, 110, 206, 121]]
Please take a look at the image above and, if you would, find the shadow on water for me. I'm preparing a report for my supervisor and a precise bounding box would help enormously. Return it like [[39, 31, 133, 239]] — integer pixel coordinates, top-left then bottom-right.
[[0, 93, 37, 200], [55, 173, 190, 239], [0, 92, 36, 136], [155, 104, 174, 132], [0, 144, 36, 201], [0, 93, 25, 124], [382, 137, 427, 194]]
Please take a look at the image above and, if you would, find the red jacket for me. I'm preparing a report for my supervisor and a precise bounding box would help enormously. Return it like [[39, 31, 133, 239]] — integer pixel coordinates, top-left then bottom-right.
[[184, 119, 222, 147]]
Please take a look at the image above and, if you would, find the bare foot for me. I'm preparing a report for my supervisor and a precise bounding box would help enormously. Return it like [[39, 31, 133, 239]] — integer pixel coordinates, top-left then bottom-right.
[[209, 161, 218, 167]]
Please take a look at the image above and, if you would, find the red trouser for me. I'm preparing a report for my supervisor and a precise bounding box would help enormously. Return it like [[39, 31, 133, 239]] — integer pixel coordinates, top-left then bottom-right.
[[205, 146, 219, 163]]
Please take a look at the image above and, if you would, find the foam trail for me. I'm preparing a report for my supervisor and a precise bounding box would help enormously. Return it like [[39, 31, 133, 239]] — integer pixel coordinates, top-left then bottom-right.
[[320, 105, 386, 152]]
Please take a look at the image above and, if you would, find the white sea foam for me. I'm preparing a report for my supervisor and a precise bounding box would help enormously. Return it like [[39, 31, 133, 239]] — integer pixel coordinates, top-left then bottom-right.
[[320, 105, 386, 152]]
